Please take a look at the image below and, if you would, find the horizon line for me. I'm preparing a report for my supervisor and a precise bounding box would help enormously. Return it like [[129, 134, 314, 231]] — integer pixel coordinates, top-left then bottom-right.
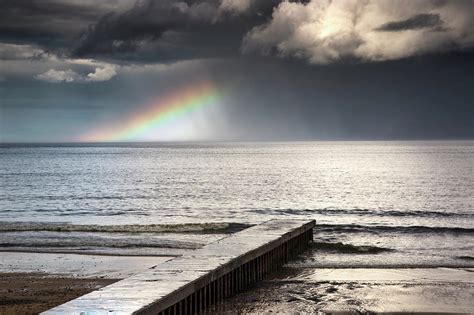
[[1, 138, 473, 145]]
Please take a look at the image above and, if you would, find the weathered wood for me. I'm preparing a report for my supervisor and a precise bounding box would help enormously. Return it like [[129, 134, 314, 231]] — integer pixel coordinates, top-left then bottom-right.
[[43, 219, 315, 315]]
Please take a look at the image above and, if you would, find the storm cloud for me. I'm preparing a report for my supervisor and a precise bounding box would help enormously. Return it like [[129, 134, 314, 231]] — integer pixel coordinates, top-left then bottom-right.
[[0, 0, 277, 64], [72, 1, 197, 58], [70, 0, 279, 62], [2, 0, 473, 66], [242, 0, 474, 64]]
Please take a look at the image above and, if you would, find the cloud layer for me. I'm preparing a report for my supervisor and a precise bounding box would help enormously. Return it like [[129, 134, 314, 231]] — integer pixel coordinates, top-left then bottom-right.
[[242, 0, 474, 64], [1, 0, 473, 85], [36, 65, 116, 83], [36, 69, 79, 83]]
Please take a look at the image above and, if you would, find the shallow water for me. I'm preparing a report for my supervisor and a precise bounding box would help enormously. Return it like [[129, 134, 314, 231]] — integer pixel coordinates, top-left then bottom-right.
[[0, 141, 473, 266]]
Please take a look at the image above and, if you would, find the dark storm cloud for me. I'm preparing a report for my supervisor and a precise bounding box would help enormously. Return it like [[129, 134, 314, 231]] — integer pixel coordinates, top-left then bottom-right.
[[0, 0, 280, 63], [0, 0, 114, 47], [73, 1, 190, 58], [72, 0, 279, 62], [375, 13, 444, 32], [0, 0, 100, 21]]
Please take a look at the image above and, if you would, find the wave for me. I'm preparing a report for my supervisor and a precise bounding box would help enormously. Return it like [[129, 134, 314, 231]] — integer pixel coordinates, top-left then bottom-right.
[[2, 221, 472, 235], [315, 224, 474, 234], [0, 222, 252, 234], [311, 241, 394, 254], [250, 208, 473, 218], [455, 256, 474, 261]]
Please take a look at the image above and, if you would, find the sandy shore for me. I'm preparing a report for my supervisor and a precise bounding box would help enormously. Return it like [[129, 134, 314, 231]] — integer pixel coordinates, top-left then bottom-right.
[[0, 273, 116, 315], [0, 252, 174, 314], [1, 252, 473, 313], [3, 269, 473, 315]]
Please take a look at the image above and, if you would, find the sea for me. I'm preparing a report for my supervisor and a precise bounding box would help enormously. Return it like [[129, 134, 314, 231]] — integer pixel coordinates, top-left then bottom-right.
[[1, 141, 473, 268]]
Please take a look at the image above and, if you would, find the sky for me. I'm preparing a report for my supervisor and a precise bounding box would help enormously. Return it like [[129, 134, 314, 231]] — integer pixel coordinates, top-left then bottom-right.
[[0, 0, 473, 142]]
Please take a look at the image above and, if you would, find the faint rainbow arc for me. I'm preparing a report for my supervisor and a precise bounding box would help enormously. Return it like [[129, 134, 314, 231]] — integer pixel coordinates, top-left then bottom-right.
[[79, 81, 221, 142]]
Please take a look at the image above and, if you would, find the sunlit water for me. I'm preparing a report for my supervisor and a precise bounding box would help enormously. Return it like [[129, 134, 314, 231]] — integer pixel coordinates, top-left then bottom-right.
[[1, 141, 473, 267]]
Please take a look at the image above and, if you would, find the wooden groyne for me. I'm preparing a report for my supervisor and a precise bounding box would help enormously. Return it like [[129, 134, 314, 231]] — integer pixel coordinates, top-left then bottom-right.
[[43, 219, 315, 314]]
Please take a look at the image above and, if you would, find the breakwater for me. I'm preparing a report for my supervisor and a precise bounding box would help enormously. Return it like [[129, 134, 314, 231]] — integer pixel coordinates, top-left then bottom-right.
[[43, 219, 315, 314]]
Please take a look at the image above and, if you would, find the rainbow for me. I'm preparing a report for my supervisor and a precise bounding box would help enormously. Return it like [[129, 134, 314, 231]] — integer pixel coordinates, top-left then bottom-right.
[[80, 81, 221, 142]]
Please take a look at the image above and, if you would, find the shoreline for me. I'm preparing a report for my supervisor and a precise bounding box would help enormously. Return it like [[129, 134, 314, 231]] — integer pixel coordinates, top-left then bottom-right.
[[1, 250, 473, 314], [2, 250, 473, 269], [0, 252, 173, 279], [2, 267, 473, 314], [0, 252, 174, 314], [0, 249, 180, 257]]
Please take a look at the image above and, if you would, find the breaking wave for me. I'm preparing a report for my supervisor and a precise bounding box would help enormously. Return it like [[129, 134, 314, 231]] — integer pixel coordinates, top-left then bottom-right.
[[315, 224, 474, 234], [455, 256, 474, 261], [250, 208, 472, 218], [0, 222, 252, 234], [311, 241, 394, 254]]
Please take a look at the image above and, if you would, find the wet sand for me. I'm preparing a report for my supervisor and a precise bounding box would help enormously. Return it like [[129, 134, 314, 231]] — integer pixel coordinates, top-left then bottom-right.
[[3, 269, 473, 315], [0, 273, 116, 315], [0, 252, 174, 314], [207, 267, 474, 314], [0, 252, 173, 278], [2, 252, 473, 313]]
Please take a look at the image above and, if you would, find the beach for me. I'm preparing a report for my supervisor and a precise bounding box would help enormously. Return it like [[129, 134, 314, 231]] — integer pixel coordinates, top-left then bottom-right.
[[0, 253, 172, 314], [0, 273, 115, 314], [2, 256, 473, 314]]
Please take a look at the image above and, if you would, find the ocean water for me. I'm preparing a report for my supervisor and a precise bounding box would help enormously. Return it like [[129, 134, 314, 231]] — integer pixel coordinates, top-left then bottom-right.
[[0, 141, 473, 266]]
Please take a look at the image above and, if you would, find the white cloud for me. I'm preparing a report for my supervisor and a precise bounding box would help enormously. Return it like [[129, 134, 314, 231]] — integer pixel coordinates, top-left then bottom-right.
[[87, 65, 117, 81], [1, 49, 121, 82], [36, 69, 80, 83], [242, 0, 474, 64], [36, 65, 117, 83]]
